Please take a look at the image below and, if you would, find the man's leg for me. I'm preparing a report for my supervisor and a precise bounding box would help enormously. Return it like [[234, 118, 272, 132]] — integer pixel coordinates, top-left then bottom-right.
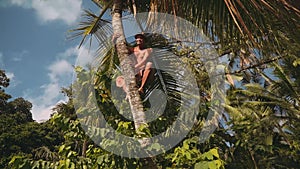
[[138, 62, 153, 92]]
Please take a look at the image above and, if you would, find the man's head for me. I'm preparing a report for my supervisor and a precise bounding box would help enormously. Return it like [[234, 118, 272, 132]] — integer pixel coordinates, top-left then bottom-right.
[[135, 33, 145, 45]]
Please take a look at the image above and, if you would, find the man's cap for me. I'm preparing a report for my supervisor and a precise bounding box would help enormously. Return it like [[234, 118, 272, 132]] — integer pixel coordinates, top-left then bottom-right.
[[134, 33, 145, 39]]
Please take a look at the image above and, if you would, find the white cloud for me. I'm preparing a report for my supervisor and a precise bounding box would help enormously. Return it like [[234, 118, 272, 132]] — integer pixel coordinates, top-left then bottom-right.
[[9, 0, 82, 25], [10, 0, 30, 7], [0, 53, 20, 88], [58, 45, 95, 67], [28, 45, 94, 122], [31, 104, 53, 122], [41, 83, 61, 103], [25, 80, 65, 122], [6, 72, 15, 80], [58, 46, 79, 58], [24, 82, 66, 122], [76, 46, 95, 67], [31, 99, 66, 122], [6, 71, 21, 88], [48, 60, 73, 82], [32, 0, 82, 25]]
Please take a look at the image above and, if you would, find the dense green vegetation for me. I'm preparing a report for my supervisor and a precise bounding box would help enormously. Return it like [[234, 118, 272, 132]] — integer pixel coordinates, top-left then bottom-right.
[[0, 70, 64, 168], [2, 0, 299, 168]]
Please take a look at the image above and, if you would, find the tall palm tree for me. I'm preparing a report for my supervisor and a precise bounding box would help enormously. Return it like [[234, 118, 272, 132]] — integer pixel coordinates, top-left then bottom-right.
[[110, 0, 148, 140], [71, 0, 150, 146]]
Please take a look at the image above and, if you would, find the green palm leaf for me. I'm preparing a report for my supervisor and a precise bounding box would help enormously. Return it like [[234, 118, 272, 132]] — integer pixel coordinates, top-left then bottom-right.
[[69, 9, 111, 48]]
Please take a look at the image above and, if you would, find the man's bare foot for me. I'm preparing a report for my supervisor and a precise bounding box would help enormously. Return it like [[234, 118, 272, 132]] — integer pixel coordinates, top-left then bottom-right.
[[125, 94, 129, 101], [138, 87, 144, 93]]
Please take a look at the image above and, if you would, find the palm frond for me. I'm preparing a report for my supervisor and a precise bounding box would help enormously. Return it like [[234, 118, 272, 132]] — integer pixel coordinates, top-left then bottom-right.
[[148, 0, 299, 75], [68, 9, 111, 49], [142, 49, 197, 103], [272, 63, 299, 99]]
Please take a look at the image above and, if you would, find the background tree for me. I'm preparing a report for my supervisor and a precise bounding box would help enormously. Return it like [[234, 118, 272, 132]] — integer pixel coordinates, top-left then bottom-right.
[[0, 70, 64, 169]]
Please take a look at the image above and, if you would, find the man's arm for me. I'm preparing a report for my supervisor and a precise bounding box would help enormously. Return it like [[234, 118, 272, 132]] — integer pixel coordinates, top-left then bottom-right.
[[134, 48, 152, 69]]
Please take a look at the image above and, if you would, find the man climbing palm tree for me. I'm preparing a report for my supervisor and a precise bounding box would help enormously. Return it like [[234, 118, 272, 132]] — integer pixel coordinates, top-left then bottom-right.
[[130, 33, 153, 93], [116, 33, 153, 95]]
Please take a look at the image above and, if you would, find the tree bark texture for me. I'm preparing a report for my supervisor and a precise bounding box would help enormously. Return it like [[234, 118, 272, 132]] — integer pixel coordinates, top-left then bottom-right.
[[111, 0, 147, 134]]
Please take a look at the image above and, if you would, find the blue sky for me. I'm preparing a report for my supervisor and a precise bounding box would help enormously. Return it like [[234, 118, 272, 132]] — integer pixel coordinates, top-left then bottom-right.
[[0, 0, 99, 121]]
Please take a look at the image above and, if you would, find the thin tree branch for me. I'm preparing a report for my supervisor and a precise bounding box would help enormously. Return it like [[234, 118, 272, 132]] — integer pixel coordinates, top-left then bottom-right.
[[227, 56, 285, 74], [248, 148, 258, 169]]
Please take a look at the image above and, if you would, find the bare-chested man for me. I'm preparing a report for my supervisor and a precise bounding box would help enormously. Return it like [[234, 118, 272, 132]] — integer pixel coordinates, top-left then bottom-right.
[[115, 33, 153, 97], [130, 33, 153, 92]]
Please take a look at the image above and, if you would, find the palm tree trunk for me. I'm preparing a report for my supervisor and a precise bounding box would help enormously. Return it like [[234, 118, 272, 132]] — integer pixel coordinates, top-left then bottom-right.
[[92, 1, 157, 166], [111, 0, 148, 139]]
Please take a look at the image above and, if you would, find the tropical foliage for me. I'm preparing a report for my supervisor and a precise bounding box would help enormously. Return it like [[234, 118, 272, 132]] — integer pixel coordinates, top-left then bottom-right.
[[0, 70, 63, 169], [3, 0, 300, 168]]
